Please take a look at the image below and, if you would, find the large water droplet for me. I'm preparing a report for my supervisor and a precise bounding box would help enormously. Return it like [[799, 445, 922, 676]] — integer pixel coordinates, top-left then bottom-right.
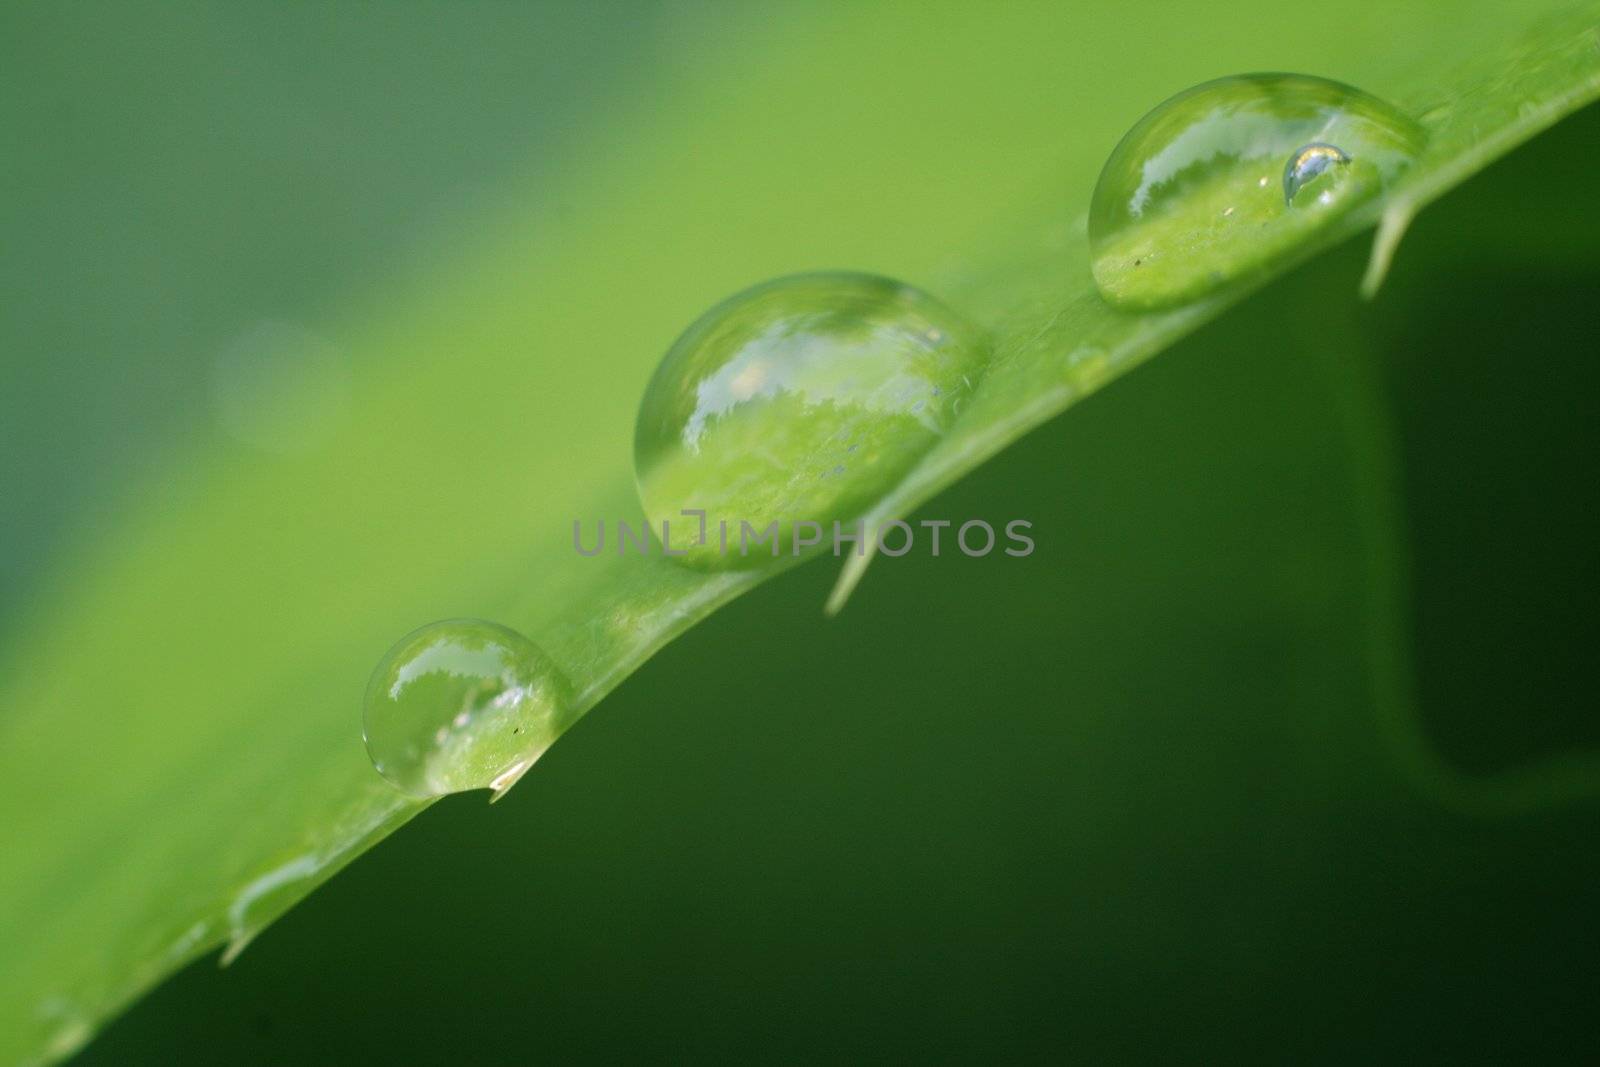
[[363, 619, 571, 798], [634, 272, 986, 566], [1088, 73, 1425, 309]]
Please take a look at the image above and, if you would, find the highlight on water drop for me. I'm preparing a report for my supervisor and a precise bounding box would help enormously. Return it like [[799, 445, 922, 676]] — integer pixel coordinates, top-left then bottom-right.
[[362, 619, 572, 798], [632, 272, 987, 567], [1087, 73, 1425, 309]]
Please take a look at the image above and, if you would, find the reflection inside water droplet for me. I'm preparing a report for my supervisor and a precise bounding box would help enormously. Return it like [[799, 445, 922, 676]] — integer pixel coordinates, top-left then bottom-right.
[[362, 619, 571, 798], [1088, 73, 1425, 309], [633, 272, 987, 566]]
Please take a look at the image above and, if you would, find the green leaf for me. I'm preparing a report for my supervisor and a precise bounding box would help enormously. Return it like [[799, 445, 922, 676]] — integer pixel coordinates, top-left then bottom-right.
[[2, 2, 1597, 1062]]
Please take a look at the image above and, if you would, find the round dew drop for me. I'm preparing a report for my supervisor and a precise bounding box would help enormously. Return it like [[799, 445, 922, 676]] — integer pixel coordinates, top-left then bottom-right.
[[633, 272, 987, 567], [1282, 142, 1350, 205], [1087, 73, 1425, 309], [363, 619, 572, 798]]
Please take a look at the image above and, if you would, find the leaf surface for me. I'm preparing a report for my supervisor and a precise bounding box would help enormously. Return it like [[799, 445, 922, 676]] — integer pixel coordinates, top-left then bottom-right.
[[2, 2, 1597, 1062]]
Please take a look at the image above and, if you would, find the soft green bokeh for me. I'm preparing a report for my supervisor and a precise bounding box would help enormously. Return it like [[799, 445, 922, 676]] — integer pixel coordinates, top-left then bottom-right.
[[2, 2, 1598, 1063]]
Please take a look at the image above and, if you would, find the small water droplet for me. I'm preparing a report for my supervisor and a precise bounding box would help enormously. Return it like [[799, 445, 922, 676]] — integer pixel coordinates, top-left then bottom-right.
[[37, 998, 93, 1060], [1088, 73, 1425, 309], [633, 272, 987, 565], [363, 619, 572, 797], [222, 853, 319, 963], [1282, 142, 1350, 204], [1066, 344, 1112, 388]]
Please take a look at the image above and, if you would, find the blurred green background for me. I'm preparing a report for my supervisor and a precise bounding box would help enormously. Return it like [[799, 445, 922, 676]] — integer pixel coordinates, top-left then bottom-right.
[[2, 2, 661, 619], [4, 1, 1597, 1062]]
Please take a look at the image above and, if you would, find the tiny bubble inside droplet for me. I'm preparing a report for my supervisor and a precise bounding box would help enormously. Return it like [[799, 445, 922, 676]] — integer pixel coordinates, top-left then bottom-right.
[[1282, 142, 1351, 205]]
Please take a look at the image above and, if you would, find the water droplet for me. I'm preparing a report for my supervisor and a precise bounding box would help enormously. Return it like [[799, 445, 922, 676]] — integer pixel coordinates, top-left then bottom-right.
[[1282, 142, 1349, 204], [633, 272, 986, 565], [222, 853, 319, 964], [37, 998, 93, 1060], [363, 619, 571, 797], [1088, 73, 1425, 309], [1066, 344, 1112, 389]]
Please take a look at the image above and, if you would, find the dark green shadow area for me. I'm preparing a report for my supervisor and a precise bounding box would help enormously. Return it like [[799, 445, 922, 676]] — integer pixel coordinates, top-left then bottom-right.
[[1369, 105, 1600, 773]]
